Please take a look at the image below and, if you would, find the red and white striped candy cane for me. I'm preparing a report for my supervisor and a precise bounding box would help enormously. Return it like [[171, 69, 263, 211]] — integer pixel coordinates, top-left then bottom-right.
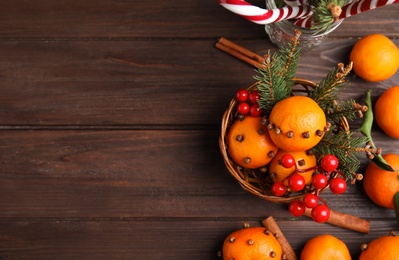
[[218, 0, 311, 24], [293, 14, 313, 28], [339, 0, 399, 19], [294, 0, 399, 28]]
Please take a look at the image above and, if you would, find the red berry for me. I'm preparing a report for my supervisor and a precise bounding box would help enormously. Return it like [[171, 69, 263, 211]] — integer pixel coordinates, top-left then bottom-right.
[[320, 154, 339, 172], [237, 102, 250, 115], [288, 174, 306, 192], [249, 103, 263, 117], [311, 173, 328, 190], [280, 154, 296, 168], [329, 177, 347, 194], [271, 182, 287, 197], [311, 204, 330, 223], [248, 91, 261, 104], [235, 89, 249, 102], [302, 193, 319, 208], [288, 200, 305, 217]]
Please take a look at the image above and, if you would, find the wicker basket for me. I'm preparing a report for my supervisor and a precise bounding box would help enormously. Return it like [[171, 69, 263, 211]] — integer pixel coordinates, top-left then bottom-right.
[[219, 78, 349, 203]]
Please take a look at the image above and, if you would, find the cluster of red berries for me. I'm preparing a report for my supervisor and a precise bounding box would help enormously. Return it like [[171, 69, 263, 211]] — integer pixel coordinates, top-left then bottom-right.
[[235, 89, 262, 117], [271, 154, 347, 223]]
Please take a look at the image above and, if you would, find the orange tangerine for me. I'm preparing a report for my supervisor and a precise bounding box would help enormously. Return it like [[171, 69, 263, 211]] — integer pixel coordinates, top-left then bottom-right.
[[268, 96, 327, 152], [374, 86, 399, 138], [300, 234, 351, 260], [222, 226, 282, 260], [363, 153, 399, 209], [226, 116, 278, 169], [268, 150, 316, 185], [350, 34, 399, 82], [359, 233, 399, 260]]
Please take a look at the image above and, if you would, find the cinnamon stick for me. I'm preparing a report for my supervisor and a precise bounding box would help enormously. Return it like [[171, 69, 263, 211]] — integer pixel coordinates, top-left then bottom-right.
[[215, 37, 264, 68], [304, 208, 370, 234], [262, 216, 297, 260]]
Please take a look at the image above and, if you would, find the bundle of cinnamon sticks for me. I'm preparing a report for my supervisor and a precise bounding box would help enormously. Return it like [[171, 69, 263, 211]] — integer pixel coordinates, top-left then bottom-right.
[[215, 37, 265, 68]]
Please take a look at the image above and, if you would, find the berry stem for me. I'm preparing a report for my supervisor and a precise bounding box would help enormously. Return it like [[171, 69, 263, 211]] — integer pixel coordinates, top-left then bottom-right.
[[318, 196, 328, 207]]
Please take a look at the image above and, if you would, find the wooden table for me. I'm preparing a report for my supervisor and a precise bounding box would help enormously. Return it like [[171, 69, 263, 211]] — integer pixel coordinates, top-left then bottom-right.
[[0, 1, 398, 259]]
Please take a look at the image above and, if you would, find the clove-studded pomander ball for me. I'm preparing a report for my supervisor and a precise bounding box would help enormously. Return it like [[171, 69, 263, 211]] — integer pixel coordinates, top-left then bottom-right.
[[267, 96, 327, 152], [222, 226, 282, 260]]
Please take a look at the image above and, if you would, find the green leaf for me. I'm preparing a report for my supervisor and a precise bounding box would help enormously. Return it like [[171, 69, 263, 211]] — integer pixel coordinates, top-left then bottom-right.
[[359, 90, 373, 137], [370, 157, 395, 172], [394, 191, 399, 229], [360, 90, 395, 172]]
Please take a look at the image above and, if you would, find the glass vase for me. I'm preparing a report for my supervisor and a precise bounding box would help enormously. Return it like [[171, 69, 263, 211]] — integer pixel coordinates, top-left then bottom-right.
[[264, 0, 344, 51]]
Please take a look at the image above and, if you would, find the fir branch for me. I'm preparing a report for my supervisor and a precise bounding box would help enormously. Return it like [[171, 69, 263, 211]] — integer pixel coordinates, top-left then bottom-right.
[[326, 99, 367, 127], [310, 0, 345, 32], [255, 53, 292, 113], [309, 62, 352, 111], [312, 127, 369, 179], [279, 30, 302, 81], [254, 31, 302, 114]]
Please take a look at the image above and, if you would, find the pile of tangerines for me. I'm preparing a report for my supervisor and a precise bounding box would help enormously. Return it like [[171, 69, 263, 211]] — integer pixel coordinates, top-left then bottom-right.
[[227, 88, 347, 222], [221, 225, 399, 260], [350, 34, 399, 211], [221, 33, 399, 259]]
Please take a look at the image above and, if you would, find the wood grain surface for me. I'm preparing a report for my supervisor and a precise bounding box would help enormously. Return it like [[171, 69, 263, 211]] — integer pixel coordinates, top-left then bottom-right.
[[0, 0, 398, 259]]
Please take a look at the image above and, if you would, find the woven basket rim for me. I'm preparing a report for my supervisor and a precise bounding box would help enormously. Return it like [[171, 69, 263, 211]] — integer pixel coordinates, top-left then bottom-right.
[[219, 78, 349, 203]]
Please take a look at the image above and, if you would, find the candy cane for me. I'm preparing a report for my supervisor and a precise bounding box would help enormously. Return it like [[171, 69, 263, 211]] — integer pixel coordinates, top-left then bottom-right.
[[218, 0, 311, 24], [294, 0, 399, 29], [339, 0, 399, 19], [293, 14, 313, 28]]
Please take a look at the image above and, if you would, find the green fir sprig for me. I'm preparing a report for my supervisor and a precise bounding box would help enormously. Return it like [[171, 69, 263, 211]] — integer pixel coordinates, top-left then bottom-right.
[[255, 30, 301, 114], [309, 62, 352, 110], [328, 100, 364, 122], [309, 62, 369, 131], [310, 0, 345, 33], [308, 62, 371, 179], [313, 125, 369, 180]]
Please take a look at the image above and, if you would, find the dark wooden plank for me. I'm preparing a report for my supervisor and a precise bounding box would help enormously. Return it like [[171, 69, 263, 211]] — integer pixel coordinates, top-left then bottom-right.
[[0, 38, 397, 127], [0, 0, 397, 38], [0, 0, 263, 39], [0, 1, 398, 259], [0, 129, 396, 221], [0, 39, 256, 126], [332, 5, 399, 38], [0, 219, 395, 259]]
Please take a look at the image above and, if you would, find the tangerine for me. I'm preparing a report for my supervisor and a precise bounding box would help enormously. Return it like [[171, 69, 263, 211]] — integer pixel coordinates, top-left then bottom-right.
[[359, 233, 399, 260], [363, 153, 399, 209], [350, 34, 399, 82], [268, 96, 326, 152], [374, 86, 399, 138], [300, 234, 351, 260], [226, 116, 278, 169], [269, 150, 317, 186], [222, 226, 282, 260]]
